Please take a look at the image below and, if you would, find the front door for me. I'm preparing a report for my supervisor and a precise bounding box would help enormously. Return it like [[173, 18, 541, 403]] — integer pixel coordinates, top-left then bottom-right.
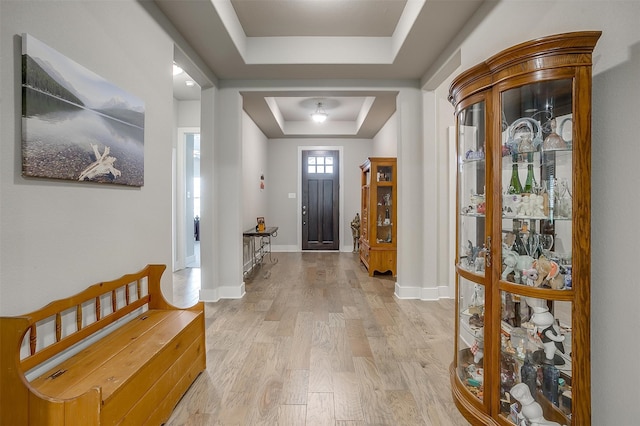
[[302, 150, 339, 250]]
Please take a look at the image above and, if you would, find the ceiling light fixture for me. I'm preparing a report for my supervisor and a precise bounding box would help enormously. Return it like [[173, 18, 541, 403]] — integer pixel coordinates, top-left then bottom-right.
[[173, 63, 184, 76], [185, 80, 195, 87], [311, 102, 328, 123]]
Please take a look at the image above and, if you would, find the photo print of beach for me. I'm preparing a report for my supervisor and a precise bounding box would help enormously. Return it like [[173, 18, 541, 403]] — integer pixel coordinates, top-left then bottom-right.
[[21, 33, 145, 186]]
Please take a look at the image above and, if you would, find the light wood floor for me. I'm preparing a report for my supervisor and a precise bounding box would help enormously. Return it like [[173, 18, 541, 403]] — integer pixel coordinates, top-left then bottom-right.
[[167, 252, 469, 426]]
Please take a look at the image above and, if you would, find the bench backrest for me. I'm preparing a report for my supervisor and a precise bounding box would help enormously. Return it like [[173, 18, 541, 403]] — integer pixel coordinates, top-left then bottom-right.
[[2, 264, 166, 373]]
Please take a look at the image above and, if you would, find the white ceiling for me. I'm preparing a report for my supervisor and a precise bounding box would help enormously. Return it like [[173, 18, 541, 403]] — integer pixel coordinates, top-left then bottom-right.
[[159, 0, 490, 138]]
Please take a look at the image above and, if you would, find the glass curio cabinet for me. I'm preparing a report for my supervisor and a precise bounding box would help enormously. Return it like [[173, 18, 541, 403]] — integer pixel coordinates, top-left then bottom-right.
[[449, 32, 600, 426], [360, 157, 397, 276]]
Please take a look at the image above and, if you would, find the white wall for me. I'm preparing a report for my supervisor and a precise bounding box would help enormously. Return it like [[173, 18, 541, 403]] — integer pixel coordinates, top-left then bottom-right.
[[591, 41, 640, 424], [198, 87, 218, 300], [430, 1, 640, 423], [372, 113, 398, 157], [242, 111, 269, 230], [416, 88, 454, 300], [392, 88, 425, 298], [435, 85, 456, 298], [203, 87, 244, 301], [177, 100, 201, 128], [0, 0, 175, 315]]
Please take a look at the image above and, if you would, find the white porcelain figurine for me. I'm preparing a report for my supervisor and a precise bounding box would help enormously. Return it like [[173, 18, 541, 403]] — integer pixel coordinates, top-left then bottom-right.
[[510, 383, 564, 426], [524, 297, 565, 362]]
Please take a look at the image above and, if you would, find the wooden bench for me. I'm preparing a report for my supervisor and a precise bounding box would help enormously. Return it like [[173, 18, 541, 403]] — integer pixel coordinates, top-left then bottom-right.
[[0, 264, 206, 425]]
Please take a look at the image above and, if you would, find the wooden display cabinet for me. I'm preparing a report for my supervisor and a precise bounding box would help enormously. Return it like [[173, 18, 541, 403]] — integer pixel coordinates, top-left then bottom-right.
[[359, 157, 397, 276], [449, 32, 600, 425]]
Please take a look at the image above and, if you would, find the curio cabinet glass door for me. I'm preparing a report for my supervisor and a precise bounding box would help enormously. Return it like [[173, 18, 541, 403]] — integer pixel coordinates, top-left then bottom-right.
[[454, 93, 492, 416]]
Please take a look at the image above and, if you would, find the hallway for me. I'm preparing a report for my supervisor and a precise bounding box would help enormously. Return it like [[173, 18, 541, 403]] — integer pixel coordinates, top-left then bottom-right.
[[168, 252, 468, 425]]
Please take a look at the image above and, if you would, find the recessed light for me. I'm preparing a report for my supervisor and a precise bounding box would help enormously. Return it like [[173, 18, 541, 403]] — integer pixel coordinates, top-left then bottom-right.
[[173, 63, 184, 76], [185, 80, 195, 87]]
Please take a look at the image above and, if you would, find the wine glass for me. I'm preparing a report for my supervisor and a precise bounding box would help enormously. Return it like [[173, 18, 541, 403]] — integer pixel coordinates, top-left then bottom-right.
[[539, 234, 554, 258]]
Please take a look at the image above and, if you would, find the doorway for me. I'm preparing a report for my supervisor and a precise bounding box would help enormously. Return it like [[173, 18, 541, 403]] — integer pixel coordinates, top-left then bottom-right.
[[301, 150, 340, 250], [175, 128, 201, 270]]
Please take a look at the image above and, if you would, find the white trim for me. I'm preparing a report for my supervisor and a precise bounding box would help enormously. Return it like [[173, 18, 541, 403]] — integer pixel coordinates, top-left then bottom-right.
[[394, 282, 422, 299], [172, 147, 178, 272], [199, 282, 246, 302], [394, 282, 454, 301]]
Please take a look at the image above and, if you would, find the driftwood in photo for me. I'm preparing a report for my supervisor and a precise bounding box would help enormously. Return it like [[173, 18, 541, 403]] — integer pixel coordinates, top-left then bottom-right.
[[79, 143, 121, 181]]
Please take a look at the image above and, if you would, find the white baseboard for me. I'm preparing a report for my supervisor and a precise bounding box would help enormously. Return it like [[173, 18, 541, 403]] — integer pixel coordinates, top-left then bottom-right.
[[199, 282, 245, 302], [394, 282, 454, 300]]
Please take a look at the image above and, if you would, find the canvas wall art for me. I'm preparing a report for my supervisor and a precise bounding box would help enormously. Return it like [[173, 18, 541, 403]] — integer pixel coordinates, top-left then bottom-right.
[[21, 34, 145, 186]]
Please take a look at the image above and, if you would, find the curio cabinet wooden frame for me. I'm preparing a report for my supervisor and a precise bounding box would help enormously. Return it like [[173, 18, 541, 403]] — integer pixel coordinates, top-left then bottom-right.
[[449, 32, 600, 425], [359, 157, 397, 276]]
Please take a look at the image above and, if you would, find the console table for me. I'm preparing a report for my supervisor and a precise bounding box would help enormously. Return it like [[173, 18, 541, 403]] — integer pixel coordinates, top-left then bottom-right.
[[243, 226, 278, 275]]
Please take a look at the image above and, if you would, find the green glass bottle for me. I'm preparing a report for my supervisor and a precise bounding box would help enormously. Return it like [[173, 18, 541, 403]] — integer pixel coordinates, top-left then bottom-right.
[[507, 156, 523, 194], [523, 164, 536, 194]]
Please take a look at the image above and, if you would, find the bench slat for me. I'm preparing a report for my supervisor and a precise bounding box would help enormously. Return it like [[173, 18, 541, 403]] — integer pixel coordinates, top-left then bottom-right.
[[29, 324, 37, 355], [55, 313, 61, 343], [76, 305, 82, 333], [95, 296, 101, 321]]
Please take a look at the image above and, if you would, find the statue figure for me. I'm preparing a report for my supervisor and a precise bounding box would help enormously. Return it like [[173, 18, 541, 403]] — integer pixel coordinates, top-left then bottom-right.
[[350, 213, 361, 253], [510, 383, 563, 426]]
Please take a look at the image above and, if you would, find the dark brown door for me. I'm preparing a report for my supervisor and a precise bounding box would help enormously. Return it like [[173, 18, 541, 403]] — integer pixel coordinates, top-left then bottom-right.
[[302, 150, 339, 250]]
